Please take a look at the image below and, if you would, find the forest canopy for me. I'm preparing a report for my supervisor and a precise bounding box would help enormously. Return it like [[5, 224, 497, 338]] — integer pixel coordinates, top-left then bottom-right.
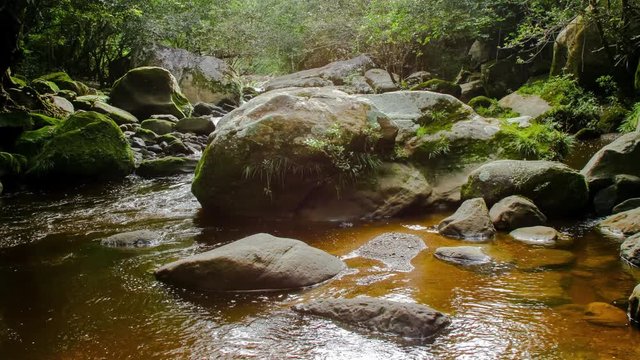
[[4, 0, 640, 85]]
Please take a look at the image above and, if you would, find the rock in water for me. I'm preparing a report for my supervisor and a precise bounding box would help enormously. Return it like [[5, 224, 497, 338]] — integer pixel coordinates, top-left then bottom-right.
[[434, 246, 492, 266], [510, 226, 559, 247], [27, 112, 134, 180], [583, 302, 629, 327], [438, 198, 496, 241], [137, 157, 198, 178], [110, 67, 193, 120], [517, 249, 576, 271], [489, 195, 547, 230], [293, 297, 450, 339], [354, 232, 426, 272], [629, 284, 640, 325], [100, 230, 161, 248], [155, 233, 345, 292], [462, 160, 589, 217], [612, 198, 640, 214], [581, 132, 640, 192], [621, 233, 640, 267], [593, 175, 640, 215], [599, 207, 640, 237]]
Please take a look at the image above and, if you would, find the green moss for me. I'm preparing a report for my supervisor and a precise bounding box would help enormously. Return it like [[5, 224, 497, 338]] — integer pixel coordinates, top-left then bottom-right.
[[28, 111, 134, 180], [14, 126, 57, 158], [158, 134, 180, 144], [9, 76, 27, 88], [412, 79, 462, 98], [620, 103, 640, 133], [134, 127, 159, 142], [468, 96, 519, 119], [495, 121, 574, 161], [0, 152, 27, 177], [0, 112, 34, 130], [32, 79, 60, 95], [30, 113, 61, 129], [36, 71, 89, 96], [415, 99, 469, 135], [597, 105, 628, 133]]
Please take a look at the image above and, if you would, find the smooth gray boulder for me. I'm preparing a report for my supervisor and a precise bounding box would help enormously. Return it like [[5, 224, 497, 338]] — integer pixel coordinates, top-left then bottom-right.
[[434, 246, 492, 266], [100, 230, 161, 248], [581, 132, 640, 192], [155, 233, 345, 291], [364, 68, 399, 93], [498, 93, 551, 118], [489, 195, 547, 230], [353, 232, 426, 272], [293, 297, 450, 339], [462, 160, 589, 217], [621, 233, 640, 267], [510, 226, 559, 247], [264, 54, 375, 91], [438, 198, 496, 241], [599, 207, 640, 237], [175, 116, 215, 135]]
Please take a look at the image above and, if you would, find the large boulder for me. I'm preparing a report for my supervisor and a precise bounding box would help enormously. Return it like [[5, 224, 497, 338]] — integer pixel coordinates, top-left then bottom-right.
[[36, 72, 91, 96], [438, 198, 496, 241], [110, 67, 193, 120], [498, 93, 551, 118], [191, 87, 399, 218], [621, 233, 640, 267], [134, 46, 237, 105], [263, 54, 375, 92], [154, 233, 345, 291], [27, 112, 134, 180], [489, 195, 547, 230], [599, 207, 640, 237], [551, 15, 610, 86], [293, 297, 450, 339], [593, 175, 640, 215], [581, 132, 640, 192], [481, 57, 529, 98], [364, 69, 399, 93], [462, 160, 589, 217]]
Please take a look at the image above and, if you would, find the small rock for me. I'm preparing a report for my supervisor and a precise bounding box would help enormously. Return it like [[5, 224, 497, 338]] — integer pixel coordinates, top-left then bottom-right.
[[354, 233, 426, 272], [599, 207, 640, 237], [434, 246, 492, 266], [293, 297, 450, 339], [150, 114, 180, 123], [510, 226, 559, 247], [612, 198, 640, 214], [193, 102, 226, 117], [489, 195, 547, 230], [92, 101, 138, 125], [621, 233, 640, 267], [141, 119, 175, 135], [50, 95, 75, 115], [584, 302, 629, 327], [100, 230, 161, 248], [137, 157, 198, 177], [129, 137, 146, 149], [438, 198, 496, 241], [175, 116, 216, 135], [155, 233, 345, 291], [147, 144, 163, 153]]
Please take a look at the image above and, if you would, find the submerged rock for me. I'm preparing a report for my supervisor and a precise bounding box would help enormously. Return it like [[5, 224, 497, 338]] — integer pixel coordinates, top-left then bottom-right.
[[583, 302, 629, 327], [599, 207, 640, 237], [434, 246, 492, 266], [517, 249, 576, 271], [353, 232, 426, 272], [137, 157, 198, 178], [462, 160, 589, 217], [100, 230, 161, 248], [510, 226, 559, 247], [293, 297, 450, 339], [110, 67, 192, 120], [155, 233, 345, 292], [489, 195, 547, 230], [438, 198, 496, 241], [621, 233, 640, 267]]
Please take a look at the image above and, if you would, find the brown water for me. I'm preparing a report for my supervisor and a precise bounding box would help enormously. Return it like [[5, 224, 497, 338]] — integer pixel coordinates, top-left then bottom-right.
[[1, 140, 639, 359]]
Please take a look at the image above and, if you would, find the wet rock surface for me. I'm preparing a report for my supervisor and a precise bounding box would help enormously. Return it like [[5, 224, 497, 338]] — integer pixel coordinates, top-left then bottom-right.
[[489, 195, 547, 230], [354, 233, 426, 272], [438, 198, 496, 241], [293, 297, 451, 339], [434, 246, 492, 266], [100, 230, 162, 248], [510, 226, 560, 247]]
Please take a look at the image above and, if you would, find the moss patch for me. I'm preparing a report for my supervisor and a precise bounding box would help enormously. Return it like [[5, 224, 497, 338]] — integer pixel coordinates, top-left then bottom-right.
[[14, 126, 57, 158], [137, 157, 197, 178], [468, 96, 519, 119], [415, 99, 469, 135], [0, 152, 27, 177], [412, 79, 462, 98]]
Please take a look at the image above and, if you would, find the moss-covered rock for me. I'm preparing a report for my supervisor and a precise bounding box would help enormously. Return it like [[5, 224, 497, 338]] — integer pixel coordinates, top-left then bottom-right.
[[481, 57, 529, 98], [14, 126, 57, 158], [30, 113, 61, 129], [36, 72, 90, 96], [411, 79, 462, 98], [635, 60, 640, 93], [91, 101, 138, 125], [28, 111, 134, 180], [73, 95, 109, 111], [597, 105, 628, 134], [110, 67, 193, 120], [32, 79, 60, 95], [175, 116, 215, 135], [0, 152, 27, 178], [141, 119, 174, 135], [461, 160, 589, 217], [137, 157, 198, 178], [468, 96, 519, 119]]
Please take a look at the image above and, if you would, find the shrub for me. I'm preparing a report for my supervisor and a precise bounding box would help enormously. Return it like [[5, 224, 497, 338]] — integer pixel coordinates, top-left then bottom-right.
[[620, 103, 640, 133]]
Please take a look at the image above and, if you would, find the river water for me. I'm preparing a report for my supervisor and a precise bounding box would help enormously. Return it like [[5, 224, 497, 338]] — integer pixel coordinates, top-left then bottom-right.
[[1, 139, 639, 359]]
